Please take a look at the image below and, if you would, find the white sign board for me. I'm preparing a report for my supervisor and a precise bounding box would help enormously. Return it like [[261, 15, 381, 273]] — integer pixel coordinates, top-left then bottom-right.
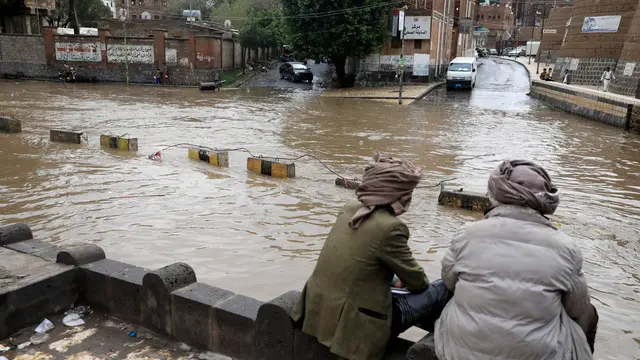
[[107, 44, 154, 64], [623, 62, 636, 76], [581, 15, 621, 33], [413, 53, 430, 76], [398, 10, 405, 38], [165, 48, 178, 64], [543, 29, 557, 34], [55, 42, 101, 62], [379, 55, 414, 70], [404, 16, 431, 40], [569, 58, 579, 71]]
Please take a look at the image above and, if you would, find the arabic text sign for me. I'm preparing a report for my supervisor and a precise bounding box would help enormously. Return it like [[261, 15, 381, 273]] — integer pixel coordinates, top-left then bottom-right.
[[55, 42, 101, 62], [623, 62, 636, 76], [404, 16, 431, 40], [581, 15, 621, 33], [413, 53, 430, 76], [107, 44, 154, 64], [543, 29, 557, 34]]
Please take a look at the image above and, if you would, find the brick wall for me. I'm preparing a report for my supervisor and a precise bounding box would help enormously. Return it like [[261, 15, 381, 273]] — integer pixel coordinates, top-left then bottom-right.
[[612, 6, 640, 95], [0, 34, 45, 63], [1, 27, 263, 85], [539, 7, 573, 61]]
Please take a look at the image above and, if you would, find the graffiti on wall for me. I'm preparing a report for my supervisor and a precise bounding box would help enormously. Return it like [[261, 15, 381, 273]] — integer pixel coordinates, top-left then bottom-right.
[[165, 49, 178, 64], [196, 51, 215, 63], [55, 42, 102, 62], [107, 44, 154, 64]]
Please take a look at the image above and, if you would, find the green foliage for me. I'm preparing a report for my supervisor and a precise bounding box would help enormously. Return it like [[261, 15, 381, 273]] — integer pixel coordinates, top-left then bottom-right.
[[238, 9, 285, 49], [209, 0, 280, 28], [47, 0, 111, 28], [281, 0, 391, 85]]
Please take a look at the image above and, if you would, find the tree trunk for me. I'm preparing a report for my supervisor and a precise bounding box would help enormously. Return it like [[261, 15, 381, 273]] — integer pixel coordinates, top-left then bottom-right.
[[69, 0, 79, 34], [333, 56, 347, 87]]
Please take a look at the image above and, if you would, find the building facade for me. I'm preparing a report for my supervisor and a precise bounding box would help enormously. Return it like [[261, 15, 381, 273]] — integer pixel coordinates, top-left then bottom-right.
[[452, 0, 478, 58], [476, 2, 514, 50], [116, 0, 168, 20], [102, 0, 118, 19], [552, 0, 640, 96], [0, 0, 55, 34]]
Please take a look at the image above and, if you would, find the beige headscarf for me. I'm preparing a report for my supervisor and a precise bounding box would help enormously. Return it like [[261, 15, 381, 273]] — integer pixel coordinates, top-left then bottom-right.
[[349, 153, 423, 229], [487, 160, 559, 215]]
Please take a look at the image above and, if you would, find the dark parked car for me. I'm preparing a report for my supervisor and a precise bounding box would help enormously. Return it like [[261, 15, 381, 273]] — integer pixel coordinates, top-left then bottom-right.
[[279, 62, 313, 83]]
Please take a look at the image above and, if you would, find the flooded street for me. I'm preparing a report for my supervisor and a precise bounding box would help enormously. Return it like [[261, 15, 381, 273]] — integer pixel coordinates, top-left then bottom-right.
[[1, 57, 639, 358]]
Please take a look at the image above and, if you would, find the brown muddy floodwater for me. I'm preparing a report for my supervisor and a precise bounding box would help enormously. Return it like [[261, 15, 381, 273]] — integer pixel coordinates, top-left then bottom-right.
[[1, 59, 639, 358]]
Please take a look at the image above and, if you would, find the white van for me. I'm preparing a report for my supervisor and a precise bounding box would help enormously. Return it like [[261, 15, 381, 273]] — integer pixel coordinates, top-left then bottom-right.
[[446, 57, 477, 90]]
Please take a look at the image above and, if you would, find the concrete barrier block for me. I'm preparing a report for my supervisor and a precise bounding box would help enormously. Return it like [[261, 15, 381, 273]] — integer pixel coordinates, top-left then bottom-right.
[[406, 334, 438, 360], [142, 262, 197, 336], [247, 157, 295, 178], [6, 239, 61, 262], [78, 258, 146, 324], [437, 189, 491, 212], [0, 116, 22, 133], [50, 129, 83, 144], [0, 247, 79, 339], [0, 223, 33, 245], [334, 177, 361, 189], [214, 294, 264, 360], [255, 290, 301, 360], [171, 283, 235, 350], [293, 328, 341, 360], [110, 262, 147, 323], [100, 134, 139, 151], [57, 243, 106, 266], [188, 148, 229, 167]]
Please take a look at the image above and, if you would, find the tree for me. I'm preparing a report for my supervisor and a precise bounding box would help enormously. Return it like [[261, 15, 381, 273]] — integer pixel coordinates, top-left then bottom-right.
[[281, 0, 391, 86], [46, 0, 111, 29], [239, 9, 284, 50]]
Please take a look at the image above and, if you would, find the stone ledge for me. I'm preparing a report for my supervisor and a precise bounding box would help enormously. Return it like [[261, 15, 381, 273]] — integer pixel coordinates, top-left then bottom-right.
[[1, 223, 433, 359], [438, 189, 491, 212]]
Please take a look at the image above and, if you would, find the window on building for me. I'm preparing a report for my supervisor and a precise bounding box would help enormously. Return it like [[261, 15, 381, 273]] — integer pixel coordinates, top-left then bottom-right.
[[154, 0, 159, 5], [414, 39, 423, 49], [391, 37, 402, 49], [138, 0, 144, 5], [498, 15, 501, 19], [131, 14, 137, 18], [121, 0, 124, 4], [154, 15, 160, 19], [131, 0, 135, 5], [480, 14, 484, 19]]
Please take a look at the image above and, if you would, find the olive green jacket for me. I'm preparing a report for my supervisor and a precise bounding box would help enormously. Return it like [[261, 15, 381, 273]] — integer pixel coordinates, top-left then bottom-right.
[[291, 200, 428, 360]]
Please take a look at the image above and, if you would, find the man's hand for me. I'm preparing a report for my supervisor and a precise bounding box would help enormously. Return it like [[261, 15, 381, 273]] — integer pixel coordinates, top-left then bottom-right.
[[393, 278, 404, 288]]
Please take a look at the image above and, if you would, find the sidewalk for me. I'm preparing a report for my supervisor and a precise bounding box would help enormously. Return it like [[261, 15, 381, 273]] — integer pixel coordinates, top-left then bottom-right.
[[321, 82, 444, 105], [502, 56, 640, 105]]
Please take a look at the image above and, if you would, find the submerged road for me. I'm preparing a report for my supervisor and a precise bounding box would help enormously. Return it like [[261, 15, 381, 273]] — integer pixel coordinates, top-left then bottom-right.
[[0, 57, 639, 359]]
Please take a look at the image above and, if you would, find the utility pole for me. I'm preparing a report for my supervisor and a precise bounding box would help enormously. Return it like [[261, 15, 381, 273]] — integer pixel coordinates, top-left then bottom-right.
[[120, 4, 130, 85], [398, 8, 406, 105], [536, 6, 546, 75]]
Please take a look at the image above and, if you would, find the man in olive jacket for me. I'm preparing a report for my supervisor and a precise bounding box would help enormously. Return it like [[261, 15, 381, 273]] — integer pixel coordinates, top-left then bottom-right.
[[291, 154, 430, 360]]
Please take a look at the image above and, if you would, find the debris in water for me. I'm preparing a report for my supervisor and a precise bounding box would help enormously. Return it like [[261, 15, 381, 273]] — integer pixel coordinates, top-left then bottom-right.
[[30, 332, 50, 345], [0, 356, 8, 360], [179, 343, 192, 351], [65, 305, 91, 316], [148, 151, 163, 160], [63, 313, 86, 327], [129, 331, 137, 337], [34, 318, 54, 333], [17, 341, 30, 349], [0, 344, 9, 352]]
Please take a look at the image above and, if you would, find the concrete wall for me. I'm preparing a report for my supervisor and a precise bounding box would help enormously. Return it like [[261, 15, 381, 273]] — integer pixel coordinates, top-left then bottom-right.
[[0, 33, 45, 63], [0, 223, 431, 360], [0, 28, 267, 85], [529, 80, 640, 133]]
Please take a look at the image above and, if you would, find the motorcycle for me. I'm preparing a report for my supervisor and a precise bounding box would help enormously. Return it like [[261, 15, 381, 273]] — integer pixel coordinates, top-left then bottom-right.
[[58, 66, 77, 83]]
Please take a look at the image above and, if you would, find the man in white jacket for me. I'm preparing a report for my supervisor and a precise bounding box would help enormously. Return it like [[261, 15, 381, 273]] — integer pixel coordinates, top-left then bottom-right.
[[435, 160, 598, 360], [601, 67, 615, 92]]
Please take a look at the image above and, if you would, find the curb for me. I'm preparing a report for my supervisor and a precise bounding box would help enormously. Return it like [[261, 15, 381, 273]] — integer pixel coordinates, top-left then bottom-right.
[[409, 81, 445, 105]]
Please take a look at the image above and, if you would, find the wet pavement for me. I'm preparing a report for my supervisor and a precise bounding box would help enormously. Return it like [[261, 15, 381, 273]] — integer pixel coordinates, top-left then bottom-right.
[[0, 311, 219, 360], [241, 59, 333, 89], [0, 57, 639, 359]]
